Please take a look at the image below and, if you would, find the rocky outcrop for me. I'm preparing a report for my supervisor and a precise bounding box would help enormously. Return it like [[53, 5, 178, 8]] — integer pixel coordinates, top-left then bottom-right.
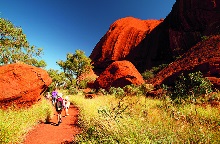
[[173, 0, 218, 49], [90, 0, 220, 74], [94, 60, 145, 90], [141, 0, 220, 70], [0, 63, 52, 109], [148, 35, 220, 88], [90, 17, 162, 74]]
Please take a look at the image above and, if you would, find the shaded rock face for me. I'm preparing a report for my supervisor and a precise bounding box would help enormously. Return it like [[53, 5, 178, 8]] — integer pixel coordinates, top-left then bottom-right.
[[143, 0, 220, 69], [90, 17, 162, 74], [90, 0, 220, 75], [169, 0, 220, 35], [0, 63, 52, 109], [94, 60, 145, 90], [148, 35, 220, 88]]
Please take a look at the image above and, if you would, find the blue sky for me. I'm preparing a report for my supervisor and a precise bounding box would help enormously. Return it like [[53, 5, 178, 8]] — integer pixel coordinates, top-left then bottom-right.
[[0, 0, 176, 70]]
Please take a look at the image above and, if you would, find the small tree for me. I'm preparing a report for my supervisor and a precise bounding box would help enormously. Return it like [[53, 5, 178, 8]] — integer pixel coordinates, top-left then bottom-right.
[[0, 18, 45, 67], [47, 69, 68, 90], [56, 50, 93, 87]]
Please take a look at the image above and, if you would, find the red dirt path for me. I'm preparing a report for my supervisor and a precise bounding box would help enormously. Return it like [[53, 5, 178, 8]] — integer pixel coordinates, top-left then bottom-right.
[[23, 104, 81, 144]]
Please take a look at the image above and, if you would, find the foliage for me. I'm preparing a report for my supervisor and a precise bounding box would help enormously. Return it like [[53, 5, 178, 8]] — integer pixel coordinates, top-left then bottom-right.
[[47, 69, 68, 90], [141, 70, 154, 80], [98, 88, 108, 95], [78, 76, 96, 89], [142, 64, 168, 80], [71, 94, 220, 143], [0, 98, 53, 143], [56, 50, 93, 87], [109, 87, 125, 98], [123, 84, 154, 96], [201, 35, 210, 41], [67, 86, 79, 95], [170, 71, 213, 102], [0, 18, 46, 67]]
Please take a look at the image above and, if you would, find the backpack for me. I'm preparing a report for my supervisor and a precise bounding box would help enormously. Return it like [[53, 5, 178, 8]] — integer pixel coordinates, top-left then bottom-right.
[[55, 97, 63, 111], [52, 91, 58, 98]]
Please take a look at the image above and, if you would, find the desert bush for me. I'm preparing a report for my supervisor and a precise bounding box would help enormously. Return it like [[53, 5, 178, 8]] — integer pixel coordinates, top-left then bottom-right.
[[67, 86, 79, 95], [123, 84, 154, 96], [142, 70, 154, 80], [170, 71, 213, 103], [142, 64, 168, 80], [109, 87, 125, 98], [98, 88, 108, 95]]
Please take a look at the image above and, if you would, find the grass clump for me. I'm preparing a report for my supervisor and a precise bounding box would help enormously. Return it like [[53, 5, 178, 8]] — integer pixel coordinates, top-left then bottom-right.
[[0, 98, 54, 143], [71, 92, 220, 143]]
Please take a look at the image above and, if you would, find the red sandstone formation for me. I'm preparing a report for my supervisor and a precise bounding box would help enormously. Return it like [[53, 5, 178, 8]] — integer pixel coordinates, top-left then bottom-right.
[[0, 63, 52, 109], [90, 17, 162, 74], [143, 0, 220, 70], [169, 0, 220, 36], [90, 0, 220, 75], [148, 35, 220, 88], [94, 60, 145, 90]]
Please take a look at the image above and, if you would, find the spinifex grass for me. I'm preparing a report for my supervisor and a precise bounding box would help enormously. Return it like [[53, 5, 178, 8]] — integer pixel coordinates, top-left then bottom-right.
[[71, 93, 220, 143], [0, 98, 54, 143]]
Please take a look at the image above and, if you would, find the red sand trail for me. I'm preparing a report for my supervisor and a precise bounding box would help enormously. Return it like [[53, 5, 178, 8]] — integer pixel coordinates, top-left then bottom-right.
[[23, 104, 81, 144]]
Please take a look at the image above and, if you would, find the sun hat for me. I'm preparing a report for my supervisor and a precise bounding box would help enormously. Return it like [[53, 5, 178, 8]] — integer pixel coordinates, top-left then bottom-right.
[[57, 93, 63, 97]]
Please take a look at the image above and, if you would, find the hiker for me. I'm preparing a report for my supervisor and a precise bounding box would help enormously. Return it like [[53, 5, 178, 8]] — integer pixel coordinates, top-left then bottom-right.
[[51, 88, 58, 105], [64, 96, 70, 116], [45, 92, 50, 100], [55, 93, 64, 125]]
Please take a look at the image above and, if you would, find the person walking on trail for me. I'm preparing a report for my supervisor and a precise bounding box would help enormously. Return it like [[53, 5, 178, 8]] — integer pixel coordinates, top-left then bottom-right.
[[51, 88, 58, 105], [64, 96, 70, 116], [45, 92, 51, 100], [55, 93, 64, 125]]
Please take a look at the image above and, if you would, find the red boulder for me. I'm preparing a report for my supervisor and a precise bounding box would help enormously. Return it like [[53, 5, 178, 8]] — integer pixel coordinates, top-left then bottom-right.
[[94, 60, 145, 90], [0, 63, 52, 109]]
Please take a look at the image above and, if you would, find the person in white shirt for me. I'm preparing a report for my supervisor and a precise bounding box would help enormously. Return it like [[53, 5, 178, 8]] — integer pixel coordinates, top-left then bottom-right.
[[64, 96, 70, 116]]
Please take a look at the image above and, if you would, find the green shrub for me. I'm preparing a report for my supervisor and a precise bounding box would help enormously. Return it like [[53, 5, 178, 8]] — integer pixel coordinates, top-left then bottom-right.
[[109, 87, 125, 98], [78, 79, 88, 89], [142, 64, 168, 80], [170, 71, 213, 103], [67, 86, 79, 95], [123, 84, 154, 96], [141, 70, 154, 80], [98, 88, 108, 95]]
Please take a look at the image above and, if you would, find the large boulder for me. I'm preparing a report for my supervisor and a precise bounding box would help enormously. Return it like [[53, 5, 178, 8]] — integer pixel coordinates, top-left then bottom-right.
[[90, 17, 162, 74], [0, 63, 52, 109], [148, 35, 220, 88], [94, 60, 145, 90], [90, 0, 220, 74]]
